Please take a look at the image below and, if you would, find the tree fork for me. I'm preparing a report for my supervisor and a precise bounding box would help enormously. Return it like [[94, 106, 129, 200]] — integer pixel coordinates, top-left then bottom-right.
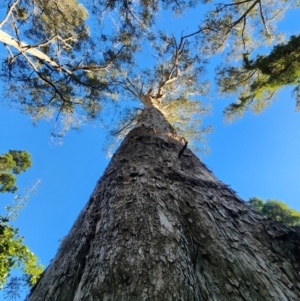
[[27, 106, 300, 301]]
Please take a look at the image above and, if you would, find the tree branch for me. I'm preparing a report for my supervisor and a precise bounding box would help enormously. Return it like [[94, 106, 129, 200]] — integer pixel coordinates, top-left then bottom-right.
[[21, 51, 81, 110], [0, 0, 20, 28], [216, 0, 254, 10], [229, 0, 260, 31], [258, 1, 270, 35], [0, 29, 66, 70]]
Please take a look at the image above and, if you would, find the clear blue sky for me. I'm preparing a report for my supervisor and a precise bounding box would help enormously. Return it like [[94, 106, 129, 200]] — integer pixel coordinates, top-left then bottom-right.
[[0, 2, 300, 300]]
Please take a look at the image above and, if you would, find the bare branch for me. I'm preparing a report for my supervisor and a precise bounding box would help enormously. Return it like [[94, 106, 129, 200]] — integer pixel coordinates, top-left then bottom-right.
[[0, 0, 20, 28], [229, 0, 260, 31], [216, 0, 254, 10], [258, 0, 270, 35], [154, 32, 193, 99], [241, 17, 247, 49]]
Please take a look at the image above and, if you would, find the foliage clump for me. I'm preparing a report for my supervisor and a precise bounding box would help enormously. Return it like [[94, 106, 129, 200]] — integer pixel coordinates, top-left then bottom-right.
[[0, 217, 44, 289], [0, 151, 31, 193], [218, 34, 300, 119], [248, 197, 300, 227], [0, 150, 43, 296]]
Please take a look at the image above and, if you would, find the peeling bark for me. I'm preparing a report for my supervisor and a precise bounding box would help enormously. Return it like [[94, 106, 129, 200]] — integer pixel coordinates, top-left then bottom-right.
[[27, 106, 300, 301]]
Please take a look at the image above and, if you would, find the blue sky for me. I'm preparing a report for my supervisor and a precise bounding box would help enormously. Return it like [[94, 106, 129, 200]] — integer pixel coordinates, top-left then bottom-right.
[[0, 2, 300, 299]]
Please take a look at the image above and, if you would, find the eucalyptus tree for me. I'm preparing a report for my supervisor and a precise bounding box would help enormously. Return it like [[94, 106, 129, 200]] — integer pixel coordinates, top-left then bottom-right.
[[1, 1, 300, 300], [25, 8, 300, 301]]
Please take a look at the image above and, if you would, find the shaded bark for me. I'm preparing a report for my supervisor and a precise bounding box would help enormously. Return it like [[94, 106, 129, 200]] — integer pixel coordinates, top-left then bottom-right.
[[27, 106, 300, 301]]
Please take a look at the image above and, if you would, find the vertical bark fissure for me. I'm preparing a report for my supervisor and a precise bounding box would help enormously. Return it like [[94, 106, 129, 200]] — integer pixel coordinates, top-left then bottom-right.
[[27, 104, 300, 301]]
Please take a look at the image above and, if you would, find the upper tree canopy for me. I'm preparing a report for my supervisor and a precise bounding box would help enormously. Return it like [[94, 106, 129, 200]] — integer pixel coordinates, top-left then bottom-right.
[[0, 0, 298, 139]]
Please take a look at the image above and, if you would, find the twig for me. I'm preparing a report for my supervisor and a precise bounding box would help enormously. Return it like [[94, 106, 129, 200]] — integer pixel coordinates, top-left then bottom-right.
[[0, 0, 20, 28], [258, 1, 270, 35], [178, 138, 188, 158]]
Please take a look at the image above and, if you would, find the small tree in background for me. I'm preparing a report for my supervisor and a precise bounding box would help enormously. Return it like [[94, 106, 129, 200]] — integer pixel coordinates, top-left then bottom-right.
[[0, 150, 43, 298], [248, 197, 300, 227]]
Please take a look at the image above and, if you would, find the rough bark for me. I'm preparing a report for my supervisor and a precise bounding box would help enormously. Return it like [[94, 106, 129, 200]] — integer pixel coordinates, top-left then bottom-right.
[[26, 105, 300, 301]]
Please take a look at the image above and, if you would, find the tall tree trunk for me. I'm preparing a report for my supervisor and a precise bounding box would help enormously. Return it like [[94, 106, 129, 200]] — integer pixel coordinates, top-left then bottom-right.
[[27, 103, 300, 301]]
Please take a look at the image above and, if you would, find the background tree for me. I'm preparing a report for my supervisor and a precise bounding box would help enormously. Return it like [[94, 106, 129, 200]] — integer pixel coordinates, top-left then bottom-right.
[[0, 150, 42, 296], [0, 217, 43, 289], [0, 150, 31, 193], [247, 197, 265, 212], [248, 197, 300, 226]]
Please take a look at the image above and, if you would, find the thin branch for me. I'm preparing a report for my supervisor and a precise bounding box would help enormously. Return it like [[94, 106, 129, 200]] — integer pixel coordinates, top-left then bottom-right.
[[124, 0, 144, 28], [112, 79, 139, 98], [220, 70, 257, 92], [258, 0, 270, 35], [180, 26, 215, 40], [21, 51, 81, 108], [241, 17, 247, 49], [112, 114, 138, 135], [24, 35, 77, 50], [229, 0, 260, 30], [0, 0, 20, 28], [265, 7, 286, 22], [216, 0, 254, 9], [69, 45, 125, 72], [31, 94, 57, 118]]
